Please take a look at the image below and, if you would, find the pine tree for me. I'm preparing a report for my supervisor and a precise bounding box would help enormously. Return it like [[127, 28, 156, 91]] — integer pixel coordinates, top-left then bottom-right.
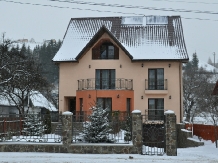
[[82, 105, 114, 143], [191, 52, 199, 69], [23, 114, 45, 136]]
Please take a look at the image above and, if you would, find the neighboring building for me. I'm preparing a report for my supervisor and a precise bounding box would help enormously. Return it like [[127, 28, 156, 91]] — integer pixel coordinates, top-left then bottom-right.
[[53, 16, 189, 122], [0, 91, 57, 115]]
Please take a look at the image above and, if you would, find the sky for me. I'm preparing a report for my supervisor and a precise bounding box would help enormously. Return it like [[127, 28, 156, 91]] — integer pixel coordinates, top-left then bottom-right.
[[0, 0, 217, 62], [0, 139, 217, 163]]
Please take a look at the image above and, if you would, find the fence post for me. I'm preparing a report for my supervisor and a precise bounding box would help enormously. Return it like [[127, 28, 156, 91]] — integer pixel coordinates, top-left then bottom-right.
[[165, 110, 177, 156], [62, 111, 73, 147], [131, 110, 142, 154]]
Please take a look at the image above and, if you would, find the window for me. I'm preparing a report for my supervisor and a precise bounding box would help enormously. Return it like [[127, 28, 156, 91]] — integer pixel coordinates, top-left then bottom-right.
[[95, 69, 115, 89], [97, 98, 112, 112], [100, 44, 115, 59], [92, 40, 119, 59], [148, 69, 164, 90], [126, 98, 131, 115], [148, 98, 164, 120]]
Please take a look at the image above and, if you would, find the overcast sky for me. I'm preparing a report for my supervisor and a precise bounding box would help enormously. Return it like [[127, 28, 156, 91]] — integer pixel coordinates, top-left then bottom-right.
[[0, 0, 217, 62]]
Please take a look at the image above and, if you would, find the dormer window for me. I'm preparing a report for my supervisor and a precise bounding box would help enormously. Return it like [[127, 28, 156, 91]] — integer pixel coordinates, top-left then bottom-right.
[[92, 39, 119, 59]]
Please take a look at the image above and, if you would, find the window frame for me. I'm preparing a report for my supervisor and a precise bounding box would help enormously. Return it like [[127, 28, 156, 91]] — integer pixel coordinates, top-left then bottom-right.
[[92, 39, 119, 60], [97, 98, 112, 112], [95, 69, 115, 90], [148, 98, 164, 120], [148, 68, 164, 90]]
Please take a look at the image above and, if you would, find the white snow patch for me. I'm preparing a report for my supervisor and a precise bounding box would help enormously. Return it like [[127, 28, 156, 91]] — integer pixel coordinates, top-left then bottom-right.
[[164, 110, 175, 114], [62, 111, 73, 115], [187, 137, 202, 142], [132, 110, 141, 113], [198, 60, 217, 72], [181, 129, 192, 133]]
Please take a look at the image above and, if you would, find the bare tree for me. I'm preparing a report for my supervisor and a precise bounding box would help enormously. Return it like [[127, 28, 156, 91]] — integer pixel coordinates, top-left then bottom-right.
[[183, 53, 213, 122], [0, 34, 53, 114]]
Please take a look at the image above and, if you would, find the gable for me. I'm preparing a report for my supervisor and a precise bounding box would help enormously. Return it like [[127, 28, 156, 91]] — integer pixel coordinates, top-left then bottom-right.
[[75, 26, 133, 61]]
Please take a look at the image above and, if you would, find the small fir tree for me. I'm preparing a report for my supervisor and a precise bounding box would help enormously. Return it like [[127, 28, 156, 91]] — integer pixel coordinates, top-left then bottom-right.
[[43, 109, 52, 134], [82, 105, 114, 143], [22, 114, 45, 136]]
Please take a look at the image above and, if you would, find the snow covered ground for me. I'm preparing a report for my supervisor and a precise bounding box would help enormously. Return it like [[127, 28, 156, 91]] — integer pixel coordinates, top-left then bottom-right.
[[0, 139, 217, 163]]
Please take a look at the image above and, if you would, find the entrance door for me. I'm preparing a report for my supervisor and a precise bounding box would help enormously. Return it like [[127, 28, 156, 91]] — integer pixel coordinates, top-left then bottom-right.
[[69, 98, 76, 115]]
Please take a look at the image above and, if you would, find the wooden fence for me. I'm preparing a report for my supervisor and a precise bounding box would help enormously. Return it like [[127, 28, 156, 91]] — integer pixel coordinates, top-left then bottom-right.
[[0, 117, 23, 136], [185, 124, 218, 143]]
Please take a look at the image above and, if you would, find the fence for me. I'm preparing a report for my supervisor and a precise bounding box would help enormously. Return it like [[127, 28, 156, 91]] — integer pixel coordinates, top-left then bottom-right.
[[0, 114, 62, 143], [72, 113, 132, 144], [185, 123, 218, 143]]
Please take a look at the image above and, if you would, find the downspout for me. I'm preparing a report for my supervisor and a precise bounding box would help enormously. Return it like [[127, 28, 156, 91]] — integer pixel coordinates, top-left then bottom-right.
[[179, 62, 182, 123]]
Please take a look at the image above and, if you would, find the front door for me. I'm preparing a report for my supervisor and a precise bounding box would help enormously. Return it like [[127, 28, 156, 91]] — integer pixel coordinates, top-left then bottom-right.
[[69, 98, 76, 115]]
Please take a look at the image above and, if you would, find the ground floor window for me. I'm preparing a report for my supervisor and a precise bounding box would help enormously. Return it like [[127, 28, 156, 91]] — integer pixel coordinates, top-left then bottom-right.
[[97, 98, 112, 112], [126, 98, 131, 115], [148, 98, 164, 120]]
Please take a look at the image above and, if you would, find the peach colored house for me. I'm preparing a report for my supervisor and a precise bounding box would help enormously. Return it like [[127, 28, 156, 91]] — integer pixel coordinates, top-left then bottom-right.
[[53, 16, 189, 123]]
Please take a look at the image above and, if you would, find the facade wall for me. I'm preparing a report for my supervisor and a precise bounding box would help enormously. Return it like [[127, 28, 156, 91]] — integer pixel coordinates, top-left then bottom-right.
[[58, 33, 183, 123], [76, 90, 134, 112]]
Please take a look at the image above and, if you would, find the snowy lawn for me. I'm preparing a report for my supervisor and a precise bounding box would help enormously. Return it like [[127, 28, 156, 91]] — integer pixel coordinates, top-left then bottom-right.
[[0, 139, 217, 163]]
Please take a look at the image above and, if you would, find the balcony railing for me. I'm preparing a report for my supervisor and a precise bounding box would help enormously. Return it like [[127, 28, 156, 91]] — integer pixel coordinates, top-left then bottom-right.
[[78, 78, 133, 90], [145, 79, 167, 90]]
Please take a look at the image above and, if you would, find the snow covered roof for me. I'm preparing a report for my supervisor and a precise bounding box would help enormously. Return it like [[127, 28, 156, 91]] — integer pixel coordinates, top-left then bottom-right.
[[0, 91, 57, 112], [53, 16, 189, 62], [0, 97, 16, 106], [30, 91, 57, 111]]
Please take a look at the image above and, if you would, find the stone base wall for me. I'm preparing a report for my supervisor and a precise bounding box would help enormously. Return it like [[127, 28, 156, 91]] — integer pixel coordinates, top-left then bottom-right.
[[69, 144, 139, 154], [177, 124, 204, 148], [0, 143, 141, 154]]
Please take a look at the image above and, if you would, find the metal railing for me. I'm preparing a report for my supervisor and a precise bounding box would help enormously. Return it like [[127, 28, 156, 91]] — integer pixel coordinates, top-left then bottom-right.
[[72, 113, 132, 144], [141, 114, 165, 155], [0, 113, 62, 143], [145, 79, 167, 90], [144, 109, 165, 121], [78, 78, 133, 90]]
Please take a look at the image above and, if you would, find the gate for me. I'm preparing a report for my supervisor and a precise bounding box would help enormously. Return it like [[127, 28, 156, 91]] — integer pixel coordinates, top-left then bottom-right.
[[141, 115, 165, 155]]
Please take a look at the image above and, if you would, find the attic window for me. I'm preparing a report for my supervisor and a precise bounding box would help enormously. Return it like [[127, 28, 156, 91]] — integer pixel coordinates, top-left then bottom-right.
[[100, 43, 114, 59], [92, 39, 119, 60]]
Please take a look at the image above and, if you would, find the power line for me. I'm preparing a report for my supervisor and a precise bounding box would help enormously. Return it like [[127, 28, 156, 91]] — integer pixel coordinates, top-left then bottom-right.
[[0, 0, 143, 15], [150, 0, 218, 5], [1, 0, 218, 21], [49, 0, 218, 15]]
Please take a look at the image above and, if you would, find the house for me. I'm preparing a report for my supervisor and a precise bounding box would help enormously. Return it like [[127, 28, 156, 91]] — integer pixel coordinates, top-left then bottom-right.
[[0, 91, 57, 115], [53, 16, 189, 123]]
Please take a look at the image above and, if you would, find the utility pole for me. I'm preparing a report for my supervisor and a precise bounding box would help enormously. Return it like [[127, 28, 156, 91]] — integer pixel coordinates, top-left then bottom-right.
[[214, 52, 216, 73]]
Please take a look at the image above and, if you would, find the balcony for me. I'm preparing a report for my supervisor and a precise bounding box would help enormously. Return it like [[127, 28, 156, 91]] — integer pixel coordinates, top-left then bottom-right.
[[145, 79, 168, 94], [78, 78, 133, 90]]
